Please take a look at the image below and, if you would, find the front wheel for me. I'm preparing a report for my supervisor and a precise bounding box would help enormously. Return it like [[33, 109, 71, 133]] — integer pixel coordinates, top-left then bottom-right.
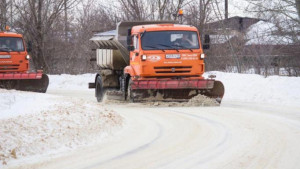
[[96, 76, 106, 102]]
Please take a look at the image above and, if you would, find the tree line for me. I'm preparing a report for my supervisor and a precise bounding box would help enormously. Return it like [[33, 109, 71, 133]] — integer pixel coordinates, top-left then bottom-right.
[[0, 0, 299, 76]]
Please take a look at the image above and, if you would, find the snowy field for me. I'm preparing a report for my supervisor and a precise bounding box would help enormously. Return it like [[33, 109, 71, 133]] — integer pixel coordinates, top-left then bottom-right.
[[208, 72, 300, 106], [1, 72, 300, 167]]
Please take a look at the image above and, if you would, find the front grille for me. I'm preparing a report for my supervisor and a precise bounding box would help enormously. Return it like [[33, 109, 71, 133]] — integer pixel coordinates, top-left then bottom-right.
[[154, 66, 192, 74], [156, 71, 190, 73], [154, 66, 192, 69], [0, 64, 20, 71]]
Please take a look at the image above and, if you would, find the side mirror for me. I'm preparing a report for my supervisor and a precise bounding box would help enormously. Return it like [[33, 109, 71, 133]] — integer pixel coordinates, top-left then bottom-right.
[[127, 28, 132, 46], [127, 45, 134, 51], [203, 34, 210, 50], [27, 41, 32, 52], [127, 35, 132, 46], [203, 44, 210, 50], [204, 34, 210, 44], [127, 34, 134, 51]]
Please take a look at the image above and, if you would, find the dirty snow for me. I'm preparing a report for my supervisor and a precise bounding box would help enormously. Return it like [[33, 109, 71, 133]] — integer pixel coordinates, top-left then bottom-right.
[[0, 77, 122, 167], [0, 98, 122, 166]]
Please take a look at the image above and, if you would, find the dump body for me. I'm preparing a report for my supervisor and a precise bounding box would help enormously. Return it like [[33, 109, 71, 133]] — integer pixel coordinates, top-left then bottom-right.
[[0, 31, 49, 93]]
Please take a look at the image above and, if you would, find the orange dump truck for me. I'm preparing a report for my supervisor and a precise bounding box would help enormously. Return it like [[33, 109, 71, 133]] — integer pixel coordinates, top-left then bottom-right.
[[0, 27, 49, 92], [89, 21, 224, 103]]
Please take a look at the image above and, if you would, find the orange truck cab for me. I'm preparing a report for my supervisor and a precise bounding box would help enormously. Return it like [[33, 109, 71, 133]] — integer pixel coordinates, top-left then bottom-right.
[[125, 24, 206, 80], [0, 31, 31, 73]]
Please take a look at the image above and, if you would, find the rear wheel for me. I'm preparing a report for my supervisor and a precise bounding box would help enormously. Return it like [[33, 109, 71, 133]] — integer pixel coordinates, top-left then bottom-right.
[[126, 78, 133, 102], [96, 76, 106, 102]]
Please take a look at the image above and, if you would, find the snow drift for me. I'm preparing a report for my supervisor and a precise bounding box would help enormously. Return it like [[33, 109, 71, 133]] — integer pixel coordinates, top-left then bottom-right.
[[205, 72, 300, 106], [0, 89, 122, 167]]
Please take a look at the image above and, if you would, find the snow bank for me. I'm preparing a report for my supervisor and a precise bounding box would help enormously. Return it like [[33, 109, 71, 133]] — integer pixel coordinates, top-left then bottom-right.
[[0, 76, 122, 167], [205, 72, 300, 106], [48, 74, 95, 90], [0, 89, 57, 119], [0, 95, 122, 166]]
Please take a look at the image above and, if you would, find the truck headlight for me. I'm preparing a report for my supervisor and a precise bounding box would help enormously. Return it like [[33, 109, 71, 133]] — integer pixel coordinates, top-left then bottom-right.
[[26, 55, 30, 60], [142, 55, 147, 61], [200, 54, 205, 59]]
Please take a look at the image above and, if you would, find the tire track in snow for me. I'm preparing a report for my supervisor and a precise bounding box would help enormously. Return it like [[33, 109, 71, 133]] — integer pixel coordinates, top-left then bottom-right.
[[155, 109, 231, 169], [82, 116, 163, 169]]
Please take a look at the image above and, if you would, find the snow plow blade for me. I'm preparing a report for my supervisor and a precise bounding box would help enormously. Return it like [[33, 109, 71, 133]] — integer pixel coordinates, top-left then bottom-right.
[[127, 80, 225, 103], [0, 73, 49, 93]]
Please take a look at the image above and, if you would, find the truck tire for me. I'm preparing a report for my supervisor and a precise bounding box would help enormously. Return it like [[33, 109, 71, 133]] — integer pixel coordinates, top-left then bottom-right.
[[96, 76, 106, 102], [126, 78, 134, 102]]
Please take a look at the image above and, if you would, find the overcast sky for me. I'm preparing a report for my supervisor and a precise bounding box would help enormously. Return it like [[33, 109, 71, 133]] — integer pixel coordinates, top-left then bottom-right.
[[228, 0, 252, 17]]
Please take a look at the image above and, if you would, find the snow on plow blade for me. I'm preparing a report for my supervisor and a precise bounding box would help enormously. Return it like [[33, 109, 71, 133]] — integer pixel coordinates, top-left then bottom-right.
[[128, 79, 225, 103], [0, 73, 49, 93]]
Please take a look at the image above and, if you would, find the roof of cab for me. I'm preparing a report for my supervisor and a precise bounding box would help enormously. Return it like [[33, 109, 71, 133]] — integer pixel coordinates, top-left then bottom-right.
[[131, 24, 198, 33], [0, 31, 23, 38]]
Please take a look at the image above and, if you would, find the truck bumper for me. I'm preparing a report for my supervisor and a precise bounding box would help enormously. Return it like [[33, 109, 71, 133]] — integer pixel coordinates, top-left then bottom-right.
[[131, 79, 215, 90]]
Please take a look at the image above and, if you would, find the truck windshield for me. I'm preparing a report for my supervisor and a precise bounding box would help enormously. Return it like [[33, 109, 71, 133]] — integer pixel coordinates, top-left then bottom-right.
[[141, 31, 200, 50], [0, 37, 25, 52]]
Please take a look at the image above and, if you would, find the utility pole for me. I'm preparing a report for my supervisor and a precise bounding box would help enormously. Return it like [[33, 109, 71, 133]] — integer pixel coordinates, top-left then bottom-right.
[[64, 0, 68, 42], [225, 0, 228, 19], [10, 0, 12, 26], [199, 0, 204, 36]]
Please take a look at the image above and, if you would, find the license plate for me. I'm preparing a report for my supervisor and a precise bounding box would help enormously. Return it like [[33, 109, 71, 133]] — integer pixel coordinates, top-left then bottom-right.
[[166, 54, 180, 59], [0, 55, 11, 59]]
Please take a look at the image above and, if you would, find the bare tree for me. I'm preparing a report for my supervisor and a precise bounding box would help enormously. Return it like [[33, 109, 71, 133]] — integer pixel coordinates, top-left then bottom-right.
[[117, 0, 147, 20], [245, 0, 300, 38], [14, 0, 77, 72], [185, 0, 213, 35], [0, 0, 8, 29]]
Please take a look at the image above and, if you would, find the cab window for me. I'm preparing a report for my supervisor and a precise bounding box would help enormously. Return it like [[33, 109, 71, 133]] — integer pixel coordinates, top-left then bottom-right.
[[0, 37, 25, 52]]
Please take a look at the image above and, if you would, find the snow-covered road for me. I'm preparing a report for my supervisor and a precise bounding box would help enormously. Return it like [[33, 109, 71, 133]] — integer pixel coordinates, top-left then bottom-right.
[[2, 72, 300, 169], [7, 90, 300, 169]]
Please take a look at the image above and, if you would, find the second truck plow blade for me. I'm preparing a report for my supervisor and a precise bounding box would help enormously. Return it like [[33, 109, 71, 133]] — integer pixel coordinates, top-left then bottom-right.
[[0, 74, 49, 93], [128, 79, 225, 103]]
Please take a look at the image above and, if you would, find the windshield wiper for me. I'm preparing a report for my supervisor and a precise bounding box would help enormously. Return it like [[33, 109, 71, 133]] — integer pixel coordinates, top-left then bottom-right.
[[157, 44, 179, 52], [0, 47, 11, 52], [144, 45, 165, 52], [172, 44, 193, 52]]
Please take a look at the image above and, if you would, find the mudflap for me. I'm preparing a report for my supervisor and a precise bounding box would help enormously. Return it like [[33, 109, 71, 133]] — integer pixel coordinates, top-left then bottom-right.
[[0, 74, 49, 93], [128, 80, 225, 103]]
